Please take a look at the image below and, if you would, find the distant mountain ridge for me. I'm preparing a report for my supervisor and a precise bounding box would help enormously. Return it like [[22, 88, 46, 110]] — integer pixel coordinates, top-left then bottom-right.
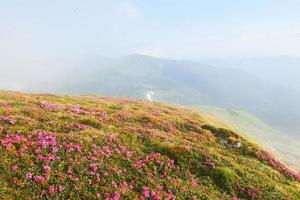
[[1, 54, 299, 140], [201, 56, 300, 137], [62, 54, 300, 140]]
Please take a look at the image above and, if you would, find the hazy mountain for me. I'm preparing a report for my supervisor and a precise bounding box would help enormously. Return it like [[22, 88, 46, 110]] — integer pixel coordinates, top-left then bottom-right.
[[202, 56, 300, 92], [201, 56, 300, 137], [1, 54, 299, 140]]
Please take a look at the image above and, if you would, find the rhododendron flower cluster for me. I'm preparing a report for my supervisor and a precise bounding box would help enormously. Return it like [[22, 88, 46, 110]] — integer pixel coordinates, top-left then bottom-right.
[[39, 103, 63, 111], [0, 116, 16, 125], [70, 105, 83, 114], [0, 93, 299, 200], [205, 158, 215, 169], [1, 127, 196, 199], [256, 151, 300, 181]]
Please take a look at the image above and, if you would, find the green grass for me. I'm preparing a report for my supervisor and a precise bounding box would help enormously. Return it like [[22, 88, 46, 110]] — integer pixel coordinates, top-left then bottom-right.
[[195, 105, 300, 171], [0, 91, 299, 200]]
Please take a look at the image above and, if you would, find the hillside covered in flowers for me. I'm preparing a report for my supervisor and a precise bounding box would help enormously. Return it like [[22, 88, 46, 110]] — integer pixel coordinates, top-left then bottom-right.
[[0, 91, 299, 200]]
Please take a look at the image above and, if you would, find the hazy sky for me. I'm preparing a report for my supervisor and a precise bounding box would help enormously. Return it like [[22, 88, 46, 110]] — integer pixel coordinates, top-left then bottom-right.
[[1, 0, 300, 60]]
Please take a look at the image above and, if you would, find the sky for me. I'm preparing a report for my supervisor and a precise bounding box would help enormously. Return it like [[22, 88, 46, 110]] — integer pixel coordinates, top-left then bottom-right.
[[1, 0, 300, 61]]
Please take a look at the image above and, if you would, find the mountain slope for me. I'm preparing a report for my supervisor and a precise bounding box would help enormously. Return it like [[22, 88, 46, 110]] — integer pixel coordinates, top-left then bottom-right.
[[195, 106, 300, 171], [0, 91, 299, 199]]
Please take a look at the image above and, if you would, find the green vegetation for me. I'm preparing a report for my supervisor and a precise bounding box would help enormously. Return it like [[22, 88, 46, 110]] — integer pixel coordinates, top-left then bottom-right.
[[212, 167, 237, 193], [196, 106, 300, 171], [0, 91, 299, 200]]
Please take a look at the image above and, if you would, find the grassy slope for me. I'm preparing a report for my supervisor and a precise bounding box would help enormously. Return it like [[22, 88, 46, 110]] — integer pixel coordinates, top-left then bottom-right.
[[195, 106, 300, 171], [0, 91, 299, 200]]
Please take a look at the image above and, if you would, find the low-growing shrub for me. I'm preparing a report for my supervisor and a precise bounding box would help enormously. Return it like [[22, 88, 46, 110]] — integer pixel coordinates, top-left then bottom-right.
[[212, 167, 237, 193]]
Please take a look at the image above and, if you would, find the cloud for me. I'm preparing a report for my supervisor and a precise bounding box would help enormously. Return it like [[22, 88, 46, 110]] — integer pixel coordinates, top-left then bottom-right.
[[118, 1, 140, 20], [156, 29, 300, 58], [1, 0, 300, 64]]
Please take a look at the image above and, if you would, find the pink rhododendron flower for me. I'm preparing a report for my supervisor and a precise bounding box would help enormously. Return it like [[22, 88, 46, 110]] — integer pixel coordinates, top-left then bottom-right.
[[0, 116, 16, 125], [156, 185, 163, 191], [70, 105, 83, 114], [11, 164, 18, 171], [41, 189, 47, 196], [48, 185, 55, 196], [256, 151, 300, 181], [52, 147, 59, 153], [142, 186, 150, 198], [121, 182, 128, 187], [57, 185, 63, 192], [34, 175, 45, 183], [43, 165, 51, 171], [112, 181, 117, 188], [35, 148, 42, 153], [25, 173, 33, 179], [39, 103, 62, 111], [67, 167, 73, 175], [205, 158, 215, 169]]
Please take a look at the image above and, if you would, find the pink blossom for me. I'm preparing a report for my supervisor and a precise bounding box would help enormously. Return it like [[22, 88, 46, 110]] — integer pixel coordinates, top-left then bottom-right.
[[256, 151, 300, 181], [152, 192, 161, 200], [70, 105, 83, 114], [121, 182, 128, 187], [156, 185, 163, 191], [89, 163, 98, 172], [39, 103, 62, 111], [76, 123, 89, 130], [41, 189, 47, 196], [0, 116, 16, 125], [191, 177, 197, 188], [12, 177, 18, 183], [34, 175, 44, 183], [52, 147, 59, 153], [205, 158, 215, 169], [48, 185, 56, 196], [35, 148, 42, 153], [112, 192, 120, 200], [43, 165, 51, 171], [1, 134, 26, 149], [112, 181, 117, 188], [67, 167, 73, 175], [57, 185, 63, 192], [142, 186, 150, 198], [11, 164, 18, 171], [73, 144, 81, 152], [25, 173, 33, 179], [37, 132, 57, 148]]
